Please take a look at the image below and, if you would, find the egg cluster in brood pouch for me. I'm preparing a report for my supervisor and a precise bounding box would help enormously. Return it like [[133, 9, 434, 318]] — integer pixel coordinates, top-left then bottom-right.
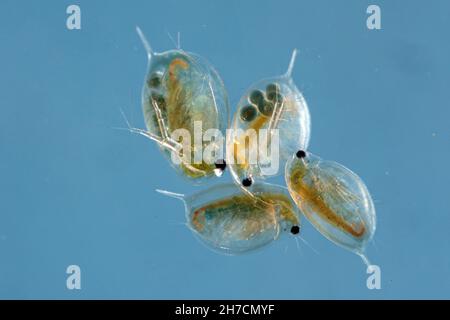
[[136, 27, 229, 183]]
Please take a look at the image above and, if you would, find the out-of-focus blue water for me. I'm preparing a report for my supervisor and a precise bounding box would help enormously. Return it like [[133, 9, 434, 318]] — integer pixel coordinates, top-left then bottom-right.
[[0, 0, 449, 299]]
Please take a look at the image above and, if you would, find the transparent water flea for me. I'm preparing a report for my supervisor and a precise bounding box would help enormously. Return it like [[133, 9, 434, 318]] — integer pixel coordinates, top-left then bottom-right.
[[285, 150, 376, 265], [227, 49, 311, 194], [130, 27, 229, 182], [157, 183, 302, 254]]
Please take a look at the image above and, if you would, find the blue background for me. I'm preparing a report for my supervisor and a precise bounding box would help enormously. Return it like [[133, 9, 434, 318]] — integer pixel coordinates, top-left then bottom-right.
[[0, 0, 449, 299]]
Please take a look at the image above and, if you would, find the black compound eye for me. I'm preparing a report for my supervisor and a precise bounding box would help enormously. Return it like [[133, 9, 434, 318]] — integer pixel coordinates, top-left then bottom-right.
[[290, 226, 300, 235], [242, 177, 253, 187], [296, 150, 306, 159], [214, 159, 227, 171]]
